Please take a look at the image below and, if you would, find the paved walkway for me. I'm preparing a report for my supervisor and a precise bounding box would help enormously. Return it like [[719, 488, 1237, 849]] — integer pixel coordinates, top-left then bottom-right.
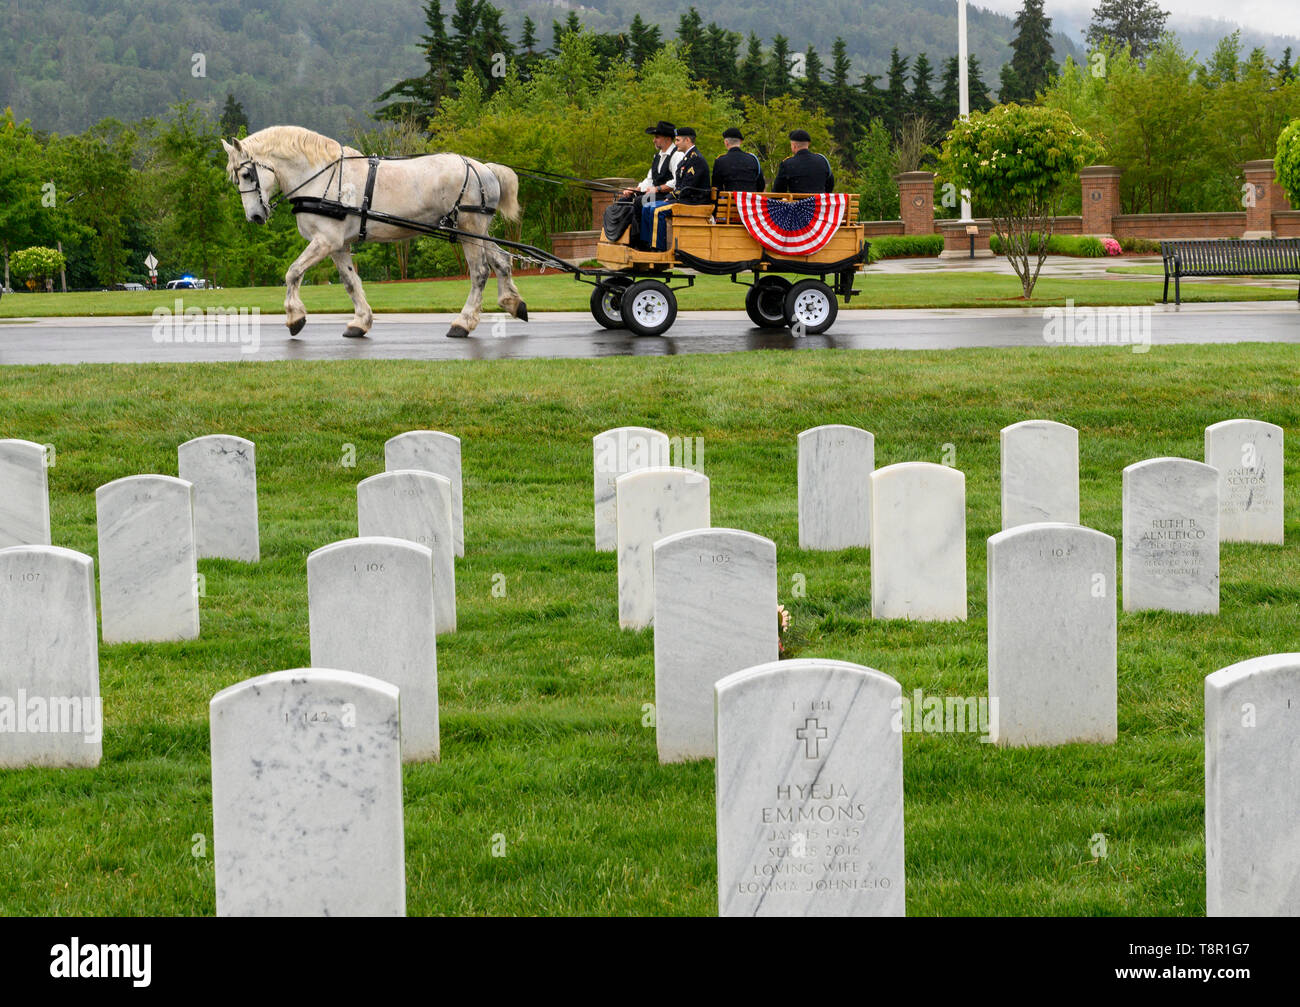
[[1, 300, 1296, 364]]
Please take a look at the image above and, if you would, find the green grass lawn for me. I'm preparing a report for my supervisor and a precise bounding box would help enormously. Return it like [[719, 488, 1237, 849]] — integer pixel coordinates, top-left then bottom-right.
[[2, 345, 1299, 915], [2, 270, 1295, 320]]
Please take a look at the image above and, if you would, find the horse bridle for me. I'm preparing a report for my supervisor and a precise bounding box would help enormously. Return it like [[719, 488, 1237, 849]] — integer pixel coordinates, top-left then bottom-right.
[[235, 157, 279, 220]]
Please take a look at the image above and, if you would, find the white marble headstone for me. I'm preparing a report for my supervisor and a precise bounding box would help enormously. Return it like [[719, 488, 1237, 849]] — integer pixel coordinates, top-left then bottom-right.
[[357, 470, 456, 635], [0, 439, 51, 548], [308, 537, 439, 762], [593, 426, 670, 552], [797, 425, 874, 550], [1205, 420, 1284, 545], [95, 475, 200, 643], [715, 658, 904, 917], [1205, 653, 1300, 916], [1122, 458, 1219, 614], [870, 462, 967, 621], [616, 466, 710, 630], [987, 523, 1116, 747], [0, 546, 102, 768], [653, 528, 778, 763], [1000, 420, 1079, 529], [210, 668, 405, 916], [178, 434, 259, 562], [384, 431, 464, 557]]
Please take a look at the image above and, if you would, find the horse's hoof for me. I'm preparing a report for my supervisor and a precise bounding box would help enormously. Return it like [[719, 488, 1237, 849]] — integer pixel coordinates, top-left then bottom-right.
[[516, 301, 529, 322], [287, 318, 306, 336], [446, 324, 469, 339], [342, 326, 368, 339]]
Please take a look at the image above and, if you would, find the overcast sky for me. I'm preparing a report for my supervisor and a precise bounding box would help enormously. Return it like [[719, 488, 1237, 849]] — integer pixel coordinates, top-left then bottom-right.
[[973, 0, 1295, 36]]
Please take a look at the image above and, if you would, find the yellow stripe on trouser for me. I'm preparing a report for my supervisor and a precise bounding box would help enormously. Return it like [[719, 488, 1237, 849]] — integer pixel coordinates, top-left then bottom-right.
[[652, 204, 673, 251]]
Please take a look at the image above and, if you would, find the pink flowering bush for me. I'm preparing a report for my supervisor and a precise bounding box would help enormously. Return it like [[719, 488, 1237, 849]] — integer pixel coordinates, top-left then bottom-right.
[[1102, 237, 1121, 256]]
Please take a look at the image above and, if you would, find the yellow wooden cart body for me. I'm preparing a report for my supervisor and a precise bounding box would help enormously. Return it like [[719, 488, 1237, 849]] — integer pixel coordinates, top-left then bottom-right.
[[595, 191, 865, 273]]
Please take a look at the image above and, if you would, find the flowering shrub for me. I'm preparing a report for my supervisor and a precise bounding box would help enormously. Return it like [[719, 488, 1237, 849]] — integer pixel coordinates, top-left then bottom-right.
[[1102, 237, 1121, 256], [1277, 119, 1300, 209], [941, 104, 1100, 297]]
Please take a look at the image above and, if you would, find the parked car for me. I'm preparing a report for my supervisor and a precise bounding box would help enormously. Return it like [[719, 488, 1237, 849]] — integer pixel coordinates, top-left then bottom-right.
[[111, 282, 148, 291], [165, 277, 209, 290]]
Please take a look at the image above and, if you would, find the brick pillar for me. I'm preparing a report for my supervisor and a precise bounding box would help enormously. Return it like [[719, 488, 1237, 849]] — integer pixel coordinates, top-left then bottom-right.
[[1080, 165, 1122, 237], [592, 177, 637, 230], [896, 171, 935, 235], [1241, 159, 1290, 239]]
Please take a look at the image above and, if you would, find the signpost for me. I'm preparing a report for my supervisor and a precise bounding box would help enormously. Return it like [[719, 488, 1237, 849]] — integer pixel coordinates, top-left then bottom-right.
[[145, 253, 158, 287]]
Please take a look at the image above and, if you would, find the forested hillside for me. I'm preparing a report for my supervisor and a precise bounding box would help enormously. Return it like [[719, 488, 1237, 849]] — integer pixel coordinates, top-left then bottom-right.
[[1, 0, 1084, 135]]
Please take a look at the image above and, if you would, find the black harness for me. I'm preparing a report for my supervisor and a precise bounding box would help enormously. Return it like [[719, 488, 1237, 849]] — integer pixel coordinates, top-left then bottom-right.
[[239, 148, 495, 244]]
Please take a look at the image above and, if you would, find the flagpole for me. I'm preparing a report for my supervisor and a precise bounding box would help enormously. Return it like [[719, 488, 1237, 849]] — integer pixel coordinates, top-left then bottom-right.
[[958, 0, 973, 222]]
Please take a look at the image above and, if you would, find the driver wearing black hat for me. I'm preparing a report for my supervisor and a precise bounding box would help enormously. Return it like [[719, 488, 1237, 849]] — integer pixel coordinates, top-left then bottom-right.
[[623, 120, 685, 201], [773, 129, 834, 194], [712, 127, 766, 193]]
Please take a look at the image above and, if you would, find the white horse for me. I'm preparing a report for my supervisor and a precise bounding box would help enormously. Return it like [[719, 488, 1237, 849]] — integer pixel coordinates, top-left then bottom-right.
[[221, 125, 526, 339]]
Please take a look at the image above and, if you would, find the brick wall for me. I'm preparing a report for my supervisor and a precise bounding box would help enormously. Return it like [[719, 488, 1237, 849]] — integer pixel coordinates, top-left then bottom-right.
[[1080, 166, 1123, 235]]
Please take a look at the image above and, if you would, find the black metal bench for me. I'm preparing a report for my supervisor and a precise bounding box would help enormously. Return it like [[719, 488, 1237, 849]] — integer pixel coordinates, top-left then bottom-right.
[[1161, 238, 1300, 305]]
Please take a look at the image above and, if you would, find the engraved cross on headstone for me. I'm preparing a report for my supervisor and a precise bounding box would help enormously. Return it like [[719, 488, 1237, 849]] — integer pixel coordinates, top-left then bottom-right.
[[795, 718, 828, 759]]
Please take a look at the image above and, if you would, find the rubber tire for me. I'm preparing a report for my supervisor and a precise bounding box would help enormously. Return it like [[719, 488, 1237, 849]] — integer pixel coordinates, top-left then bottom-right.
[[744, 276, 792, 328], [590, 280, 628, 329], [619, 279, 678, 337], [783, 279, 838, 335]]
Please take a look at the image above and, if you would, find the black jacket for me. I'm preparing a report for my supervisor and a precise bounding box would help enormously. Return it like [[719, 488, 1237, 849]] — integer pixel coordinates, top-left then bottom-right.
[[773, 149, 834, 194], [670, 146, 712, 205], [712, 147, 766, 192]]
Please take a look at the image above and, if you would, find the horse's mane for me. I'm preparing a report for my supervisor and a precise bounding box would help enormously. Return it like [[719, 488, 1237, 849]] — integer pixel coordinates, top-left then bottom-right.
[[240, 125, 362, 165]]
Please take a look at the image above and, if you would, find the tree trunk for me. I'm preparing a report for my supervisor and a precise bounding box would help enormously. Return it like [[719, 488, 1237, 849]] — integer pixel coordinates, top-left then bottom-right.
[[57, 240, 67, 293], [2, 240, 8, 291]]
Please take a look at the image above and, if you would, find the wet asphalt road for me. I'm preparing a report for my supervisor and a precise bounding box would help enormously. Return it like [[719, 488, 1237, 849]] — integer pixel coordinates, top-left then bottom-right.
[[1, 303, 1297, 365]]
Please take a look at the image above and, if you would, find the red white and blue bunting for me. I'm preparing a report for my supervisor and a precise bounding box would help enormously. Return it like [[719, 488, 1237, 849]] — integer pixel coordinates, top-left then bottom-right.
[[734, 193, 847, 256]]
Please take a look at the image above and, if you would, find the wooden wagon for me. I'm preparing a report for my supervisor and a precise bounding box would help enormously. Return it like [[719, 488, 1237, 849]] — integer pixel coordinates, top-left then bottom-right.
[[585, 191, 870, 336]]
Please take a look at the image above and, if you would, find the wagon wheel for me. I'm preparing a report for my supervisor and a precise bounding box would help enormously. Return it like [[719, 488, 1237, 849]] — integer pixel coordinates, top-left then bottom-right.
[[784, 279, 838, 336], [744, 276, 792, 328], [619, 279, 677, 337], [590, 278, 632, 329]]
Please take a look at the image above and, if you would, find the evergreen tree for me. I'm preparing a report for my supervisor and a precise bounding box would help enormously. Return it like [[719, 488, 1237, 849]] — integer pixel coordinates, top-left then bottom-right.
[[828, 38, 858, 152], [939, 56, 960, 126], [1085, 0, 1170, 63], [521, 16, 538, 54], [1003, 0, 1058, 102], [738, 33, 766, 99], [940, 55, 995, 125], [628, 14, 662, 70], [912, 52, 938, 122], [802, 45, 826, 110], [884, 48, 910, 136], [1278, 47, 1296, 84], [374, 0, 454, 122], [220, 93, 249, 136], [969, 56, 994, 112], [676, 7, 705, 77], [769, 35, 793, 97]]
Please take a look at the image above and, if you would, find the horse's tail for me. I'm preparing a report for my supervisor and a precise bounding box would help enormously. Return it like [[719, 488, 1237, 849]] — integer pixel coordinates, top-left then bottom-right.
[[486, 163, 522, 223]]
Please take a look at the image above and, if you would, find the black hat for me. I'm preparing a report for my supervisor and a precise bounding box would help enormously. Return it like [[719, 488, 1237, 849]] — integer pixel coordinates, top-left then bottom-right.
[[675, 126, 696, 139], [789, 128, 812, 142], [722, 127, 744, 140], [645, 120, 676, 137]]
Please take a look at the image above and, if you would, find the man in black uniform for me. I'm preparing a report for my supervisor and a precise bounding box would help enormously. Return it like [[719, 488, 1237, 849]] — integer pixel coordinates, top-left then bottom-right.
[[712, 127, 766, 193], [667, 126, 711, 205], [772, 129, 834, 194], [647, 127, 711, 250]]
